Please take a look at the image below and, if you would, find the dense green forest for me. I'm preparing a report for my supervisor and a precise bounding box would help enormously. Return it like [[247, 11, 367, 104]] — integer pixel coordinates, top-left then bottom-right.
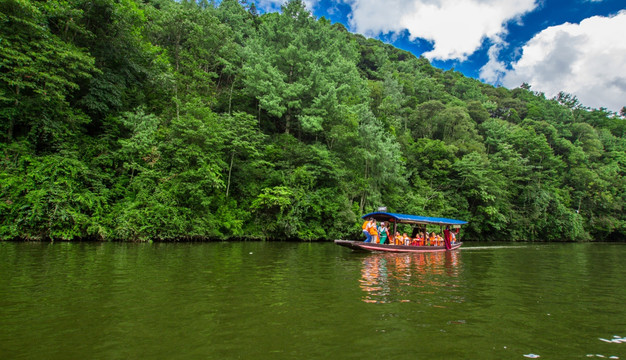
[[1, 0, 624, 241]]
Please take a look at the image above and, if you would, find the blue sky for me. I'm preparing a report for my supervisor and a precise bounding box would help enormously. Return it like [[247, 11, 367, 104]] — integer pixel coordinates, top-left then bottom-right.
[[253, 0, 626, 112]]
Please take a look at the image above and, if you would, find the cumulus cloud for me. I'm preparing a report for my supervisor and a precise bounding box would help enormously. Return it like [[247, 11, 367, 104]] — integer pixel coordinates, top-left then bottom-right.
[[497, 10, 626, 112], [479, 38, 508, 83], [343, 0, 537, 61]]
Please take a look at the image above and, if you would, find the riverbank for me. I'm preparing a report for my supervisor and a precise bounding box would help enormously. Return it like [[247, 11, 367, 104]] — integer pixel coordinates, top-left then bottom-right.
[[2, 236, 624, 243]]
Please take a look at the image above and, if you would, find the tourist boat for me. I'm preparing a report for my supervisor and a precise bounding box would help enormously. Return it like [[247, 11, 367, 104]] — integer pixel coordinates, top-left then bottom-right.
[[335, 211, 467, 253]]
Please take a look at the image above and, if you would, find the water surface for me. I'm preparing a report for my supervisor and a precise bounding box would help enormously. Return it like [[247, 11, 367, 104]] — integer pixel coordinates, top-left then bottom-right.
[[1, 242, 625, 359]]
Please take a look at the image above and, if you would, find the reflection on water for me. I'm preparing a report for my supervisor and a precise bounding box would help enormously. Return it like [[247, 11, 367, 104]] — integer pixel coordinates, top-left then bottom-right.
[[359, 251, 461, 304]]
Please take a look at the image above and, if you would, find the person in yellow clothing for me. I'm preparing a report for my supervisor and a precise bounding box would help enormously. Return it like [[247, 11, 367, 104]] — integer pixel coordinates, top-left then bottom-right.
[[368, 220, 378, 243], [362, 218, 373, 242], [429, 232, 436, 246], [362, 218, 376, 243], [394, 231, 402, 245]]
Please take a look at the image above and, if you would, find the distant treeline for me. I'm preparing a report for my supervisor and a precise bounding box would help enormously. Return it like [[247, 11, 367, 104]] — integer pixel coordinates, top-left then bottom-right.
[[1, 0, 624, 241]]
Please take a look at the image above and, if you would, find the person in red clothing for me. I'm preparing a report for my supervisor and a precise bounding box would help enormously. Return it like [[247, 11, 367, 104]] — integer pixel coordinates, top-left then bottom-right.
[[443, 225, 452, 250]]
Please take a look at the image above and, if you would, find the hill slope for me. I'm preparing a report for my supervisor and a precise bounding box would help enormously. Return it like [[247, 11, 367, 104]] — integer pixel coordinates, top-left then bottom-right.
[[1, 0, 624, 241]]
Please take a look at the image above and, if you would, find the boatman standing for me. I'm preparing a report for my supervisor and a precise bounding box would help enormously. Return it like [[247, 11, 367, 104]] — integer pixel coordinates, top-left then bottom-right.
[[443, 226, 452, 250], [362, 218, 375, 242], [368, 220, 378, 243]]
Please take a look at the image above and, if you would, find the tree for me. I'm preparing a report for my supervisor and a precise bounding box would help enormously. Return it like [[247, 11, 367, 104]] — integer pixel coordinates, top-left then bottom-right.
[[241, 0, 362, 139], [0, 0, 95, 145], [0, 0, 624, 242], [452, 152, 509, 238], [220, 112, 267, 198]]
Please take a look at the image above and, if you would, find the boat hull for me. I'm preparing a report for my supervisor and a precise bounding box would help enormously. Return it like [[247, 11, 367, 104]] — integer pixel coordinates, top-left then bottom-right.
[[334, 239, 462, 253]]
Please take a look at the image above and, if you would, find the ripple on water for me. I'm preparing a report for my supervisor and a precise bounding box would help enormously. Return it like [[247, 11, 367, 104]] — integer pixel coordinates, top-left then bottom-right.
[[2, 242, 626, 360]]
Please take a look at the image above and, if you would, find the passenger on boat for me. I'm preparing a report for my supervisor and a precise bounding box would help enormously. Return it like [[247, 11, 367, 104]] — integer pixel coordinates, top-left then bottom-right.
[[402, 233, 410, 246], [378, 222, 390, 245], [429, 232, 436, 246], [368, 220, 378, 243], [362, 218, 375, 243], [443, 225, 452, 248], [394, 231, 402, 245]]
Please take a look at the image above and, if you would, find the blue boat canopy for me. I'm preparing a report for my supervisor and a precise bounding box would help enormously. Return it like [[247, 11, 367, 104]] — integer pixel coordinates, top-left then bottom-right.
[[362, 212, 468, 226]]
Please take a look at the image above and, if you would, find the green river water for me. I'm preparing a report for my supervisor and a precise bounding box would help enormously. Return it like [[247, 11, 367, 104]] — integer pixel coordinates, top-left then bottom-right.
[[1, 241, 625, 359]]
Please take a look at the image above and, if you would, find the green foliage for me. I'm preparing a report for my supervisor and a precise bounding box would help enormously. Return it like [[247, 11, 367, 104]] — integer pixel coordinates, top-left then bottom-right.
[[1, 0, 624, 242], [0, 0, 96, 147], [241, 0, 363, 139], [0, 143, 108, 240]]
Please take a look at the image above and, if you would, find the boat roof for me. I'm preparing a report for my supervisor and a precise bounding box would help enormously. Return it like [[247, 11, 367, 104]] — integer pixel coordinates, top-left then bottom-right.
[[362, 212, 468, 226]]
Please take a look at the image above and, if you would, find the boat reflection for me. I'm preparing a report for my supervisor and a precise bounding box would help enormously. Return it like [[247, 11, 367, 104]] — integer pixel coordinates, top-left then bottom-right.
[[359, 251, 462, 304]]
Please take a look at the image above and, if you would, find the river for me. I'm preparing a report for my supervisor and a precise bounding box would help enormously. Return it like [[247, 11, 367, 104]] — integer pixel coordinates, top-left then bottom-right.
[[1, 241, 625, 359]]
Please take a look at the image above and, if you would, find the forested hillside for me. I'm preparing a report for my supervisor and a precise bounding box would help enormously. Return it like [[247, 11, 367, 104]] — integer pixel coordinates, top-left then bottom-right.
[[1, 0, 624, 241]]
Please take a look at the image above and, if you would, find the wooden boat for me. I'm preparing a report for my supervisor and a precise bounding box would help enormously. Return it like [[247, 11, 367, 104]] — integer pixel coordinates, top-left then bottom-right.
[[335, 211, 467, 253], [334, 239, 462, 252]]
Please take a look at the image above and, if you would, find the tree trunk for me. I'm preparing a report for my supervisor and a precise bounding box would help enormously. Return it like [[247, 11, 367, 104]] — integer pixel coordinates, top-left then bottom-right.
[[8, 116, 14, 141], [8, 90, 18, 141], [359, 159, 368, 213], [228, 75, 236, 115], [226, 152, 234, 197], [175, 38, 180, 122], [285, 65, 294, 134], [174, 79, 179, 122]]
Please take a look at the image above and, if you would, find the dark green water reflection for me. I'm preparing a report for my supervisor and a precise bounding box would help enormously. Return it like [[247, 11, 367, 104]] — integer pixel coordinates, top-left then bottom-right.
[[1, 242, 625, 359]]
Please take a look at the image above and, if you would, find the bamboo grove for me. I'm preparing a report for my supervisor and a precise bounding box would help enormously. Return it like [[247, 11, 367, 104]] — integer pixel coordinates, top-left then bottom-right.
[[1, 0, 624, 241]]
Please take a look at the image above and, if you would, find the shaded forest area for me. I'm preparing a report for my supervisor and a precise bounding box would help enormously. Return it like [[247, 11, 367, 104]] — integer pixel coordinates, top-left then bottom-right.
[[1, 0, 624, 241]]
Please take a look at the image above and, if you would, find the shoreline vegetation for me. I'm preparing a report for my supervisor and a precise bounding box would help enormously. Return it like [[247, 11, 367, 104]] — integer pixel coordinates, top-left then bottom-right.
[[1, 0, 624, 243], [6, 237, 625, 243]]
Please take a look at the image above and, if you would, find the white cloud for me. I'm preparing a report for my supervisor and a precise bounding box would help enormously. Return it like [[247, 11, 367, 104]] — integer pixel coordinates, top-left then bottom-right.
[[479, 37, 508, 84], [498, 10, 626, 112], [343, 0, 537, 61]]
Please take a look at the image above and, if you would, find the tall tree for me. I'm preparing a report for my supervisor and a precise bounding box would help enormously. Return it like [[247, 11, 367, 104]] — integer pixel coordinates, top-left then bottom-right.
[[241, 0, 362, 139]]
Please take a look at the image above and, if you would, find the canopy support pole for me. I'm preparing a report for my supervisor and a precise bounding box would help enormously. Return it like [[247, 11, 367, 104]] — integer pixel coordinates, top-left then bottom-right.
[[393, 221, 397, 244]]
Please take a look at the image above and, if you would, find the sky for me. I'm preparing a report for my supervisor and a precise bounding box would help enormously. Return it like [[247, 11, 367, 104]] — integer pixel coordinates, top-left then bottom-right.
[[253, 0, 626, 113]]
